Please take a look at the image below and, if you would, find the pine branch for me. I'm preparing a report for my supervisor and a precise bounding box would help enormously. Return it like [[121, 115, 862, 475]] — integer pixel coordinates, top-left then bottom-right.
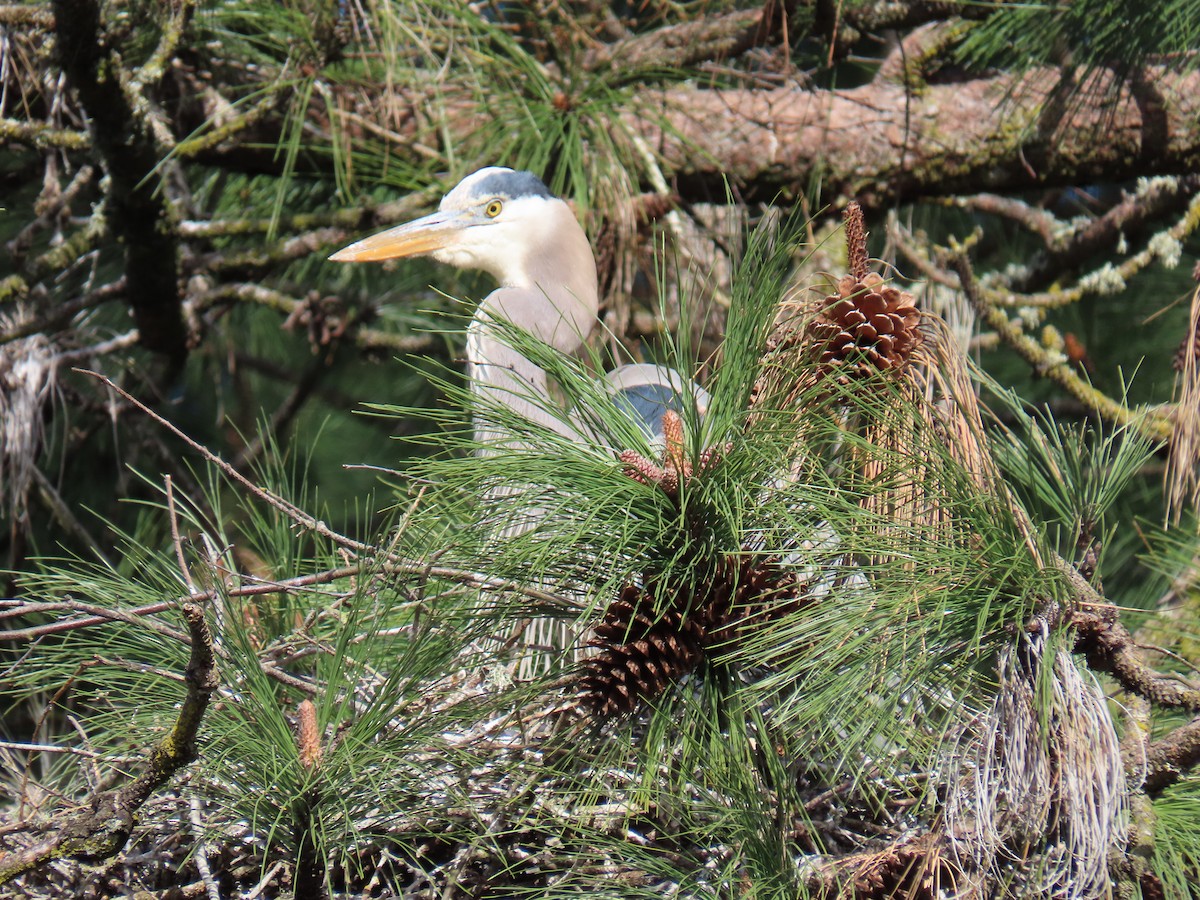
[[1046, 553, 1200, 794], [7, 162, 96, 259], [875, 19, 967, 87], [0, 278, 124, 347], [172, 80, 293, 158], [132, 0, 197, 90], [639, 63, 1200, 204], [178, 194, 426, 238], [187, 282, 435, 356], [802, 831, 959, 897], [583, 7, 773, 71], [24, 201, 109, 282], [1013, 175, 1200, 291], [1141, 715, 1200, 794], [946, 193, 1060, 247], [323, 60, 1200, 207], [0, 602, 218, 884], [1071, 610, 1200, 711], [0, 117, 90, 151], [832, 0, 994, 33], [0, 5, 54, 27]]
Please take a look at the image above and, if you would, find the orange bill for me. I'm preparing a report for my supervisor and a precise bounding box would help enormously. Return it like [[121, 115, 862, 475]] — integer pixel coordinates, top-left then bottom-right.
[[328, 210, 463, 263]]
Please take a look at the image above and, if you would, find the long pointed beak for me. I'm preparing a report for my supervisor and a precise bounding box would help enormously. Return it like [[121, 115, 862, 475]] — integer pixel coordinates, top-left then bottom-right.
[[328, 209, 465, 263]]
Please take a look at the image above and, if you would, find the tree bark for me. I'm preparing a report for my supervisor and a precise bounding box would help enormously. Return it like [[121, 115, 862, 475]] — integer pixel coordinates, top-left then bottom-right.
[[52, 0, 188, 359], [325, 63, 1200, 209], [638, 65, 1200, 204]]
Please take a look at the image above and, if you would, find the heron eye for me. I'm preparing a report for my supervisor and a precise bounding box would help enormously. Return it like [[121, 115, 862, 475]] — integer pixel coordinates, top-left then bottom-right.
[[485, 199, 503, 218]]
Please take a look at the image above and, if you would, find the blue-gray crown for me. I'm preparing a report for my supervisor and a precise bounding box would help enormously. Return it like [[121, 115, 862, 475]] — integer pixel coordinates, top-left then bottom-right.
[[472, 169, 554, 201]]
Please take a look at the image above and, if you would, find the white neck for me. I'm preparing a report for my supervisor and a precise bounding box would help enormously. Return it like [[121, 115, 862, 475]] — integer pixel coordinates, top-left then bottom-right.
[[463, 200, 599, 449]]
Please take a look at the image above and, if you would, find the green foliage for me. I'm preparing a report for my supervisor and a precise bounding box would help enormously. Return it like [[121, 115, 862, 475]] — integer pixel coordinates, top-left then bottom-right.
[[195, 1, 323, 68], [356, 215, 1064, 889], [957, 0, 1200, 78], [1153, 778, 1200, 898], [4, 209, 1191, 896], [988, 380, 1161, 555]]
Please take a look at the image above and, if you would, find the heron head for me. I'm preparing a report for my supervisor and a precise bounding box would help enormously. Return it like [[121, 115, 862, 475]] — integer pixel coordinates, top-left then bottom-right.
[[329, 167, 582, 288]]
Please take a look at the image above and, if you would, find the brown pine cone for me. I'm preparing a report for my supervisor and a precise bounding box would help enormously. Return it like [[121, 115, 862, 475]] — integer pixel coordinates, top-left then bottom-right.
[[1174, 325, 1200, 373], [578, 583, 705, 717], [808, 273, 921, 383], [577, 555, 806, 718]]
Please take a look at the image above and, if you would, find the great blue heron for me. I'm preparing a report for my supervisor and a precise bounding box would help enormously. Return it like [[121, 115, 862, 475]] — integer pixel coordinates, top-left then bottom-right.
[[329, 166, 708, 449], [330, 169, 860, 681]]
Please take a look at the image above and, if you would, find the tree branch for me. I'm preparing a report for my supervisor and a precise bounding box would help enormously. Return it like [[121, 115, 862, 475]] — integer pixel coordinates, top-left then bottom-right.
[[946, 193, 1060, 247], [584, 7, 773, 71], [187, 282, 435, 356], [802, 831, 959, 897], [0, 602, 217, 884], [1048, 553, 1200, 794], [0, 278, 124, 347], [52, 0, 187, 359], [825, 0, 994, 34], [0, 118, 90, 151], [0, 5, 54, 27], [1014, 175, 1200, 291], [132, 0, 196, 90], [326, 60, 1200, 206], [637, 64, 1200, 204], [1071, 610, 1200, 712], [1141, 715, 1200, 794]]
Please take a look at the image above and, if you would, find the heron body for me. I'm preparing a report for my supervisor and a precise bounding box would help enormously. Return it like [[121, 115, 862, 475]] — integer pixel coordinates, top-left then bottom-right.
[[330, 167, 706, 448]]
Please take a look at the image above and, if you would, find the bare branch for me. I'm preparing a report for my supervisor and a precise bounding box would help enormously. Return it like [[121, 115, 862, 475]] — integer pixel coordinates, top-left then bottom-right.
[[637, 64, 1200, 204], [584, 7, 772, 71], [7, 163, 96, 259], [1014, 175, 1200, 291], [0, 5, 54, 27], [0, 279, 125, 347], [77, 368, 377, 555], [947, 193, 1060, 247], [1047, 553, 1200, 792], [1072, 610, 1200, 712], [132, 0, 197, 90], [0, 118, 90, 151], [188, 283, 435, 356]]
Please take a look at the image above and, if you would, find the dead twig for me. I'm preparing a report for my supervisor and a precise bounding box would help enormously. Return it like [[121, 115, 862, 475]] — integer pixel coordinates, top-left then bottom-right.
[[76, 368, 377, 556]]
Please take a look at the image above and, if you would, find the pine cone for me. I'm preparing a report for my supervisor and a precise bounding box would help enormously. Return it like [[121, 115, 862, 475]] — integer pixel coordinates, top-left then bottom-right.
[[808, 272, 921, 383], [577, 555, 805, 718], [719, 555, 805, 639], [1174, 324, 1200, 372], [578, 583, 705, 717], [618, 412, 727, 500]]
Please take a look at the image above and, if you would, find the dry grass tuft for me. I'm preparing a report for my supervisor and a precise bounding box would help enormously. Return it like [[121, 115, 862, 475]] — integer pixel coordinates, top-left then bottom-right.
[[943, 627, 1127, 899], [1166, 281, 1200, 521]]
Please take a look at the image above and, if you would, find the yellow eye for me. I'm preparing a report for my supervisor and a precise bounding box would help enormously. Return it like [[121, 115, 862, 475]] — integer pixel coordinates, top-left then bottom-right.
[[485, 199, 503, 218]]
